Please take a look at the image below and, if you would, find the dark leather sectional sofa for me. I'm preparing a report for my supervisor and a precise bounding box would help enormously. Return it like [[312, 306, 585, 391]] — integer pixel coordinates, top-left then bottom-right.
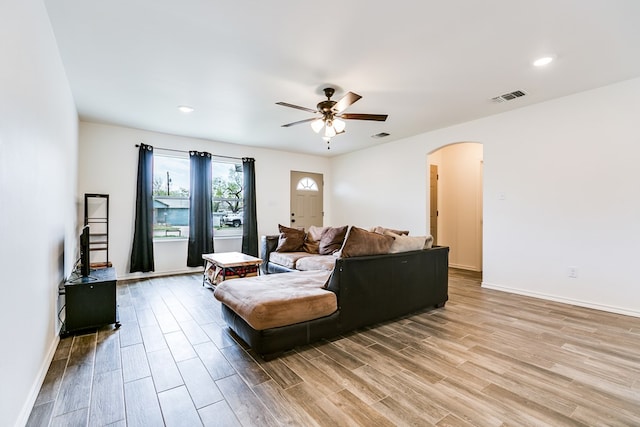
[[220, 241, 450, 358]]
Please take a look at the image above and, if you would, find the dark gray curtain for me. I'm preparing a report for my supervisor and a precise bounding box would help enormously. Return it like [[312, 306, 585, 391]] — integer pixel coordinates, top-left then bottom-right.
[[187, 150, 213, 267], [130, 143, 155, 272], [241, 157, 258, 257]]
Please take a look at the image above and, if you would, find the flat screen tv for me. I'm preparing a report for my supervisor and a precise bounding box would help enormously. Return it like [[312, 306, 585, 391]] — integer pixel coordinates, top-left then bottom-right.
[[80, 225, 91, 277]]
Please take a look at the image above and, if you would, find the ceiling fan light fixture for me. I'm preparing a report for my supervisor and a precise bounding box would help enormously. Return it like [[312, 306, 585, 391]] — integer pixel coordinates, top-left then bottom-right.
[[324, 125, 336, 138], [278, 87, 388, 145], [310, 118, 324, 133]]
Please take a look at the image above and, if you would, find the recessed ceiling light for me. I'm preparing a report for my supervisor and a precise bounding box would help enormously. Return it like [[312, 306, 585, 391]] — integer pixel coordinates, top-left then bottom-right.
[[177, 105, 194, 113], [533, 56, 555, 67]]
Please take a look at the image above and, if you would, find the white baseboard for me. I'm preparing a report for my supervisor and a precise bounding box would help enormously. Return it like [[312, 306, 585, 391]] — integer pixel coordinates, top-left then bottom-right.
[[16, 331, 60, 427], [449, 263, 482, 272], [482, 281, 640, 318], [118, 267, 202, 281]]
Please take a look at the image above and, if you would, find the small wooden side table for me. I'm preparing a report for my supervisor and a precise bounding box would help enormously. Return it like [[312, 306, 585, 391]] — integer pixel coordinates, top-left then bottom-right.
[[202, 252, 263, 288]]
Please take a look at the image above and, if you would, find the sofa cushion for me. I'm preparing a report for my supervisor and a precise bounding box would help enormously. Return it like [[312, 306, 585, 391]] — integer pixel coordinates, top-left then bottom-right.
[[269, 251, 311, 269], [318, 225, 348, 255], [341, 226, 395, 258], [296, 255, 337, 271], [276, 224, 305, 252], [303, 225, 326, 254], [214, 270, 337, 330]]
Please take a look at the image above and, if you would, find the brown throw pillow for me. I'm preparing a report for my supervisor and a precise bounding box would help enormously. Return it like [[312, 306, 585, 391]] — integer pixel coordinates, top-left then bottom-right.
[[318, 225, 348, 255], [275, 224, 305, 252], [303, 225, 326, 254], [341, 226, 395, 258]]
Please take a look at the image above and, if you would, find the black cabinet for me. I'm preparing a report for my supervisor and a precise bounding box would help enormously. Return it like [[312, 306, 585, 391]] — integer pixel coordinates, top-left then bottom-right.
[[61, 267, 120, 336]]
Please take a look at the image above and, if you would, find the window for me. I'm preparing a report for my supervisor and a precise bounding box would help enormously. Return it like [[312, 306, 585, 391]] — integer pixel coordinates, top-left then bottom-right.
[[152, 153, 244, 240], [212, 160, 244, 237], [153, 154, 190, 239], [296, 177, 319, 191]]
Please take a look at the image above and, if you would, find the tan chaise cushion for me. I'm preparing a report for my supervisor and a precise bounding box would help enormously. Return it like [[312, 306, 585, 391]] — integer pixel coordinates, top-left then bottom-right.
[[214, 270, 336, 330]]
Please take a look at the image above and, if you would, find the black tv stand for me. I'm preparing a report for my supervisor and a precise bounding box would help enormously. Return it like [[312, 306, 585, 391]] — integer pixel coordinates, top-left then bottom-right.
[[60, 267, 120, 337]]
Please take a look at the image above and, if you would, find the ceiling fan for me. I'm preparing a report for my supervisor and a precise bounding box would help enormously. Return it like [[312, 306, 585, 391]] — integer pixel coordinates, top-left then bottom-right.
[[277, 88, 388, 148]]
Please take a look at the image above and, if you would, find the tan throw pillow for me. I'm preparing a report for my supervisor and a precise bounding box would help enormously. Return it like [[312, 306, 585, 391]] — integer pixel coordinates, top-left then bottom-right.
[[371, 226, 410, 236], [318, 225, 348, 255], [341, 226, 395, 258], [303, 225, 326, 254], [424, 235, 434, 249], [275, 224, 305, 252], [388, 233, 427, 253]]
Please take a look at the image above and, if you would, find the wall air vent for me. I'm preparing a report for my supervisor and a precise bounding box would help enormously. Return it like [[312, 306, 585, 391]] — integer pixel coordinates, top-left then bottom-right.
[[371, 132, 390, 138], [491, 90, 527, 103]]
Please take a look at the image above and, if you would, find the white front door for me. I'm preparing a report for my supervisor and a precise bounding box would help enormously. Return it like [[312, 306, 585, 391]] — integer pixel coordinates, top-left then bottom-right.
[[290, 171, 323, 229]]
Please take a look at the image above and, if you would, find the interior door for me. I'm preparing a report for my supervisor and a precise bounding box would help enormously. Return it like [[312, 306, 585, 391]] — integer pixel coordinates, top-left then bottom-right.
[[290, 171, 323, 229]]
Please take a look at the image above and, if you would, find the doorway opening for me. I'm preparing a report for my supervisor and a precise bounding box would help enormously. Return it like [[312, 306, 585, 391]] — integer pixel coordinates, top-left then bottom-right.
[[428, 142, 483, 273]]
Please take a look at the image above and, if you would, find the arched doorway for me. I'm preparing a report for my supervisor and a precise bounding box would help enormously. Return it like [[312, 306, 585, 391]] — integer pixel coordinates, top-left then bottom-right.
[[428, 142, 483, 272]]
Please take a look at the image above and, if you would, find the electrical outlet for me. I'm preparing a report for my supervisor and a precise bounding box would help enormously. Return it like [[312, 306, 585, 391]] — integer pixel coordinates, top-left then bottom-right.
[[568, 267, 578, 278]]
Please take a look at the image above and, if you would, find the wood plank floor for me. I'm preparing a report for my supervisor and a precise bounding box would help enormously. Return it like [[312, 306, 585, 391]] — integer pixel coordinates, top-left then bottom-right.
[[27, 269, 640, 426]]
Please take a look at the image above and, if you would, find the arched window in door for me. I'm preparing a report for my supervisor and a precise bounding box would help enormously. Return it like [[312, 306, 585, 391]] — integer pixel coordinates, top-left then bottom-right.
[[296, 177, 319, 191]]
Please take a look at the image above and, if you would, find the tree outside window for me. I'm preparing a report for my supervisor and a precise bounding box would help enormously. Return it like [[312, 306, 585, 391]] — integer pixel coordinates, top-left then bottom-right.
[[213, 161, 243, 236]]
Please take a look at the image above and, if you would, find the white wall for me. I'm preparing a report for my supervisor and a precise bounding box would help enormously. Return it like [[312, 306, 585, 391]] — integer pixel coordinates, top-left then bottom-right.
[[0, 1, 79, 425], [78, 121, 331, 279], [331, 77, 640, 317], [430, 143, 483, 271], [331, 139, 431, 234]]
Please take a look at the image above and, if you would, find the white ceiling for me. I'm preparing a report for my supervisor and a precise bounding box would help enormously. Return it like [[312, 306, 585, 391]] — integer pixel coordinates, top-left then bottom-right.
[[44, 0, 640, 156]]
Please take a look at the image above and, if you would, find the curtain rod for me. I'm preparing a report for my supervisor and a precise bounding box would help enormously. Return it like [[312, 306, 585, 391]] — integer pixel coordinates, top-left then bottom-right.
[[135, 144, 242, 161]]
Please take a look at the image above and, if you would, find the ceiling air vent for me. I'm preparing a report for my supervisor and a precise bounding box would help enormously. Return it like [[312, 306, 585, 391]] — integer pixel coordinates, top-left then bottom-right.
[[491, 90, 527, 103], [371, 132, 390, 138]]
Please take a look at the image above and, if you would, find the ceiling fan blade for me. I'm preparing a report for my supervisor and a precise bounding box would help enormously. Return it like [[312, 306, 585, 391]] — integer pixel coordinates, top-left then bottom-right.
[[281, 117, 318, 127], [276, 102, 317, 114], [340, 113, 388, 121], [332, 91, 362, 113]]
